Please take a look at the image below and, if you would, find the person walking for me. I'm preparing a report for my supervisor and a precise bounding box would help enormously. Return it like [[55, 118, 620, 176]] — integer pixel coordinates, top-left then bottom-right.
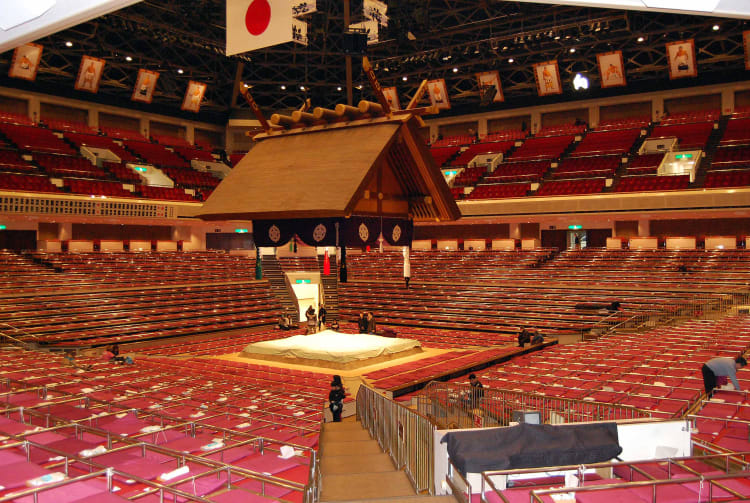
[[328, 377, 346, 422]]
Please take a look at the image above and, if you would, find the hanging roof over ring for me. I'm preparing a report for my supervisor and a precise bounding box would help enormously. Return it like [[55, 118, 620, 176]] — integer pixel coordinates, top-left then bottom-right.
[[198, 110, 460, 222]]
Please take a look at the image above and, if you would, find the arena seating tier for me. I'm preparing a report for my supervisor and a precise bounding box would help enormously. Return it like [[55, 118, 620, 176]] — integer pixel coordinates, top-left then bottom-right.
[[614, 174, 690, 192], [0, 124, 77, 155], [534, 178, 606, 196]]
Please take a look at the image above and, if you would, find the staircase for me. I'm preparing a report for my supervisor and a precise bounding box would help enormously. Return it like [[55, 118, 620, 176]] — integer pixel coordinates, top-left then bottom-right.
[[260, 255, 297, 315], [692, 115, 728, 188], [318, 254, 340, 321], [319, 420, 456, 503]]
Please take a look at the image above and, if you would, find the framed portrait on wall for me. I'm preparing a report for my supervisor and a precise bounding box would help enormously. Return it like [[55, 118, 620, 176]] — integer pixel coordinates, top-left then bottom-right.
[[597, 51, 626, 88], [74, 55, 105, 93], [666, 39, 697, 79], [427, 79, 450, 110], [476, 71, 504, 103], [533, 60, 562, 96], [382, 86, 401, 111], [9, 43, 43, 81], [131, 69, 160, 103]]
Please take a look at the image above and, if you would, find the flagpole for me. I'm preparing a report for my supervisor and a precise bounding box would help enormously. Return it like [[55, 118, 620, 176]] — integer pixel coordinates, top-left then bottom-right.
[[344, 0, 353, 106]]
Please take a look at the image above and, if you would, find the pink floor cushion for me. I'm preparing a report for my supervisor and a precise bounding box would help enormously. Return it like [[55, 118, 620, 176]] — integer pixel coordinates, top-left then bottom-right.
[[274, 464, 310, 485], [0, 417, 34, 436], [716, 435, 750, 452], [12, 480, 109, 503], [0, 450, 28, 466], [234, 452, 304, 475], [496, 488, 556, 503], [112, 458, 170, 483], [236, 478, 296, 499], [96, 416, 155, 436], [574, 486, 650, 503], [629, 482, 710, 502], [28, 438, 101, 464], [211, 489, 280, 503], [0, 461, 50, 490], [172, 470, 231, 501], [69, 493, 131, 503], [158, 433, 220, 454], [204, 445, 257, 464]]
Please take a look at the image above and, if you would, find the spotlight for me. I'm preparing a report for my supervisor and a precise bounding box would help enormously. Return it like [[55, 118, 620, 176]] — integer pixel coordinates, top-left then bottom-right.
[[452, 67, 458, 73], [569, 47, 576, 53], [508, 58, 514, 63], [337, 86, 342, 91], [554, 34, 561, 40], [573, 73, 589, 91], [502, 46, 508, 51], [65, 41, 73, 47], [281, 85, 286, 90], [299, 85, 305, 91], [243, 83, 249, 88], [402, 76, 408, 81], [713, 24, 720, 31], [356, 84, 363, 90], [637, 36, 645, 42], [125, 56, 133, 62]]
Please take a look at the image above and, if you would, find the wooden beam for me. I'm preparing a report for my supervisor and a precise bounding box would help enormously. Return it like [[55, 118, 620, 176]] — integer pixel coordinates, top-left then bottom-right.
[[407, 80, 429, 110], [239, 87, 271, 133], [230, 62, 244, 108], [362, 56, 391, 115]]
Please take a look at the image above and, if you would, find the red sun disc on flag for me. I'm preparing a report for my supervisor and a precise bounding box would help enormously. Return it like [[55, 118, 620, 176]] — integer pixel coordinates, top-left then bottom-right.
[[245, 0, 272, 36]]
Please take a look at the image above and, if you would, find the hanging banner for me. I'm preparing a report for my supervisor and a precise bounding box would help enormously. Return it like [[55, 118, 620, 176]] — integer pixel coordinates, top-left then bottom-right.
[[666, 39, 697, 79], [349, 20, 380, 45], [9, 43, 43, 81], [597, 51, 626, 88], [253, 220, 296, 247], [382, 87, 401, 111], [323, 249, 330, 275], [364, 0, 388, 27], [294, 218, 340, 247], [226, 0, 294, 56], [381, 218, 413, 247], [181, 81, 207, 112], [427, 78, 450, 110], [292, 18, 308, 45], [131, 68, 159, 103], [476, 70, 504, 104], [292, 1, 317, 17], [75, 55, 105, 93], [343, 216, 380, 247], [533, 60, 562, 96]]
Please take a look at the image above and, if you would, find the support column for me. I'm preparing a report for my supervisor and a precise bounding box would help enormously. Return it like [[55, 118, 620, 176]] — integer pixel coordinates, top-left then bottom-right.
[[530, 111, 542, 134], [140, 118, 150, 140], [477, 118, 488, 138], [28, 97, 40, 123], [652, 97, 664, 122], [185, 125, 195, 145], [588, 105, 599, 128], [722, 89, 735, 116], [88, 109, 99, 130], [638, 219, 650, 237], [59, 223, 73, 241], [509, 223, 521, 240]]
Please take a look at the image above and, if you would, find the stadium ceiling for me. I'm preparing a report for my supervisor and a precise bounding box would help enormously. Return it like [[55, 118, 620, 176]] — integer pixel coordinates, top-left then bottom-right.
[[0, 0, 748, 125]]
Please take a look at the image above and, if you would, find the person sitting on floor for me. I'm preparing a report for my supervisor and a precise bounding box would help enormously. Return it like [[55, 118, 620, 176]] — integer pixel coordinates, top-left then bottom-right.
[[517, 327, 532, 347], [330, 319, 340, 331], [278, 313, 291, 330], [531, 331, 544, 345]]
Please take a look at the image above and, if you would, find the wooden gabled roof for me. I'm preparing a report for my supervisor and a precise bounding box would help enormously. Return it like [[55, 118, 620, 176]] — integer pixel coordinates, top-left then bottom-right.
[[198, 113, 460, 222]]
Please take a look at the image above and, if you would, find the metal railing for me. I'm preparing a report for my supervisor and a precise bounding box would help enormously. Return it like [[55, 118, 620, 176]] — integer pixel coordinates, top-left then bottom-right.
[[356, 384, 435, 494], [416, 382, 651, 430]]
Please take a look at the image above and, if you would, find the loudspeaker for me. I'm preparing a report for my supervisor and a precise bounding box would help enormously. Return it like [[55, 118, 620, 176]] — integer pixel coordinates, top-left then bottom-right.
[[343, 32, 368, 54]]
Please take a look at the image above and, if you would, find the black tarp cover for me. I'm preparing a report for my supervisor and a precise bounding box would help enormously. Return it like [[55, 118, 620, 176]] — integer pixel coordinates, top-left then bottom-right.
[[440, 422, 622, 475]]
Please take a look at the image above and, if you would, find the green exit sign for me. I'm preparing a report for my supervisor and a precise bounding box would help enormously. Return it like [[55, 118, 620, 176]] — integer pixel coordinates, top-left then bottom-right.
[[295, 279, 311, 284], [568, 225, 582, 230], [0, 225, 6, 230], [674, 154, 693, 160], [235, 228, 248, 233], [134, 166, 148, 172]]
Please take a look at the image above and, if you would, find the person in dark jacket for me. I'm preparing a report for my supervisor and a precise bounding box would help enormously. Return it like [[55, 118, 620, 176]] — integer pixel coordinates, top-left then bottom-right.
[[517, 327, 532, 347], [328, 378, 346, 422], [318, 305, 327, 330], [366, 311, 376, 334], [357, 312, 368, 333]]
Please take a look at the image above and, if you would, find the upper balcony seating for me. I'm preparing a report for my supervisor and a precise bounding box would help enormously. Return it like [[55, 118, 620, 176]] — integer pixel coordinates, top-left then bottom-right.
[[160, 166, 220, 188], [430, 146, 461, 167], [42, 119, 97, 135], [172, 145, 215, 163], [535, 178, 606, 196], [536, 123, 586, 137], [34, 153, 110, 179], [595, 116, 651, 131], [482, 129, 527, 142], [64, 178, 134, 198], [124, 141, 190, 168], [450, 186, 464, 199], [649, 122, 714, 150], [570, 128, 641, 157], [467, 182, 530, 199], [551, 155, 619, 179], [99, 126, 147, 141], [0, 149, 35, 173], [431, 135, 476, 147], [151, 133, 192, 148], [660, 109, 720, 125], [139, 185, 196, 201], [484, 160, 550, 183], [102, 161, 141, 183], [452, 166, 486, 186], [507, 135, 575, 161], [194, 139, 215, 151], [719, 118, 750, 147], [0, 123, 76, 155], [711, 146, 750, 169], [64, 132, 137, 162], [626, 153, 665, 175], [704, 170, 750, 189], [0, 173, 61, 193], [614, 174, 690, 192], [450, 140, 515, 166], [0, 110, 35, 126]]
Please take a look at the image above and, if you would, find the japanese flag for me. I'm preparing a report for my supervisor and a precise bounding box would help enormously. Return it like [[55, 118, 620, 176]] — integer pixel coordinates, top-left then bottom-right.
[[226, 0, 294, 56]]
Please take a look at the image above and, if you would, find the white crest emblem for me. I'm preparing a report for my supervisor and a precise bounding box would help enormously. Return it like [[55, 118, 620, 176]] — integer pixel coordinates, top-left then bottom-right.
[[268, 224, 281, 243], [312, 223, 327, 242], [392, 224, 402, 243], [358, 222, 369, 242]]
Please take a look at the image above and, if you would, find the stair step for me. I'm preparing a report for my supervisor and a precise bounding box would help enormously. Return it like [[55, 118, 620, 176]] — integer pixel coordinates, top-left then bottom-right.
[[323, 439, 384, 457], [322, 427, 373, 443], [327, 496, 457, 503], [321, 471, 415, 501], [320, 452, 395, 475]]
